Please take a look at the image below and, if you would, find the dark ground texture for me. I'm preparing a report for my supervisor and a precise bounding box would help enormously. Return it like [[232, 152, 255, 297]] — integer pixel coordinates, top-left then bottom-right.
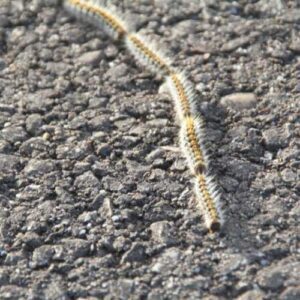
[[0, 0, 299, 299]]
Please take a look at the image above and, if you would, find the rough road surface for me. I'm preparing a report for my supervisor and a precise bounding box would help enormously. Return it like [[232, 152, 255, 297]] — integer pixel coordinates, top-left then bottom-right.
[[0, 0, 299, 299]]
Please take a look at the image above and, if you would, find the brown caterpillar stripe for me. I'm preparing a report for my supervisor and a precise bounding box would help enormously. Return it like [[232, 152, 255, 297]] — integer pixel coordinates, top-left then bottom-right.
[[67, 0, 127, 37]]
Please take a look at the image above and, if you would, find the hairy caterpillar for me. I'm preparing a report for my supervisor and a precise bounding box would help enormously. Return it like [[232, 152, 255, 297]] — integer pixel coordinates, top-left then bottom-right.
[[63, 0, 224, 233], [180, 116, 208, 174], [64, 0, 128, 39], [194, 173, 223, 232], [125, 33, 173, 75], [166, 72, 198, 122]]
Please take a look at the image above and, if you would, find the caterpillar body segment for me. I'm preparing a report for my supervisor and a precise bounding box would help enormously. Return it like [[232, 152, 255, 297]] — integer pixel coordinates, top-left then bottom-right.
[[64, 0, 128, 39], [166, 72, 198, 121], [125, 33, 173, 75], [180, 116, 208, 174], [194, 173, 223, 232]]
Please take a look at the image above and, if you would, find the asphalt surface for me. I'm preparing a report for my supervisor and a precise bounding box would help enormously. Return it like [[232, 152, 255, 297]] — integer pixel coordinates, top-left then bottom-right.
[[0, 0, 299, 299]]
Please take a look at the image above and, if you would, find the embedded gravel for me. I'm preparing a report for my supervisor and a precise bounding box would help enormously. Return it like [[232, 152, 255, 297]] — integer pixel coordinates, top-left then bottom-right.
[[0, 0, 299, 299]]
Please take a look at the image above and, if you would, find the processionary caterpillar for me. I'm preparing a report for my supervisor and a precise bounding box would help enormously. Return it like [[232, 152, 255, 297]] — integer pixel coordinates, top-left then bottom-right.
[[166, 72, 198, 122], [64, 0, 224, 233], [64, 0, 128, 39]]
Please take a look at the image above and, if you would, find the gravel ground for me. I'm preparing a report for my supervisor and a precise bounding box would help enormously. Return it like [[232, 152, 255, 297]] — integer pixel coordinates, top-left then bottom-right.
[[0, 0, 299, 299]]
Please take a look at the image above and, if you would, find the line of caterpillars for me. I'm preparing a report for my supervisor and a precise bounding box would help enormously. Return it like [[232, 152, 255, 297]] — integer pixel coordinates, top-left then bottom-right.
[[64, 0, 224, 232]]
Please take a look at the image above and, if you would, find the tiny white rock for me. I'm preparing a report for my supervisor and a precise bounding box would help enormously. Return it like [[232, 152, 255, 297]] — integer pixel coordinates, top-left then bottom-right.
[[220, 93, 257, 110], [77, 50, 103, 66]]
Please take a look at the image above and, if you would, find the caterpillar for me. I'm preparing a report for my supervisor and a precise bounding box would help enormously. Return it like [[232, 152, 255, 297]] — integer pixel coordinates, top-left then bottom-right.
[[63, 0, 224, 233], [166, 71, 198, 122], [63, 0, 128, 39], [194, 173, 223, 232], [179, 116, 208, 174], [125, 33, 173, 75]]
